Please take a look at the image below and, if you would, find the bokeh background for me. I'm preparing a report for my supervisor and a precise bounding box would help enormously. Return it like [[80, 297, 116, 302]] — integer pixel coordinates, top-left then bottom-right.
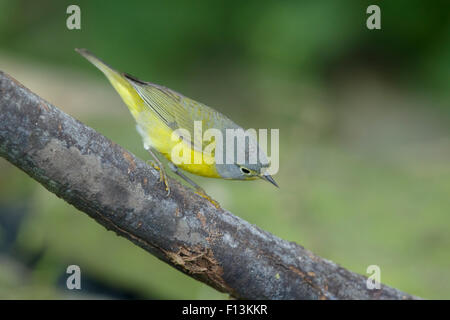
[[0, 0, 449, 299]]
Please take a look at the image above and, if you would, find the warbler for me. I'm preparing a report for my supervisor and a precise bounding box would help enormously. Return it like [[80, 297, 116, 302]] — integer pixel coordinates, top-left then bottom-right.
[[76, 49, 278, 199]]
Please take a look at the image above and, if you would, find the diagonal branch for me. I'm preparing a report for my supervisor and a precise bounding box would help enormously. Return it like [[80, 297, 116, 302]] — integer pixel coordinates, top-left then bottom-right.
[[0, 71, 418, 299]]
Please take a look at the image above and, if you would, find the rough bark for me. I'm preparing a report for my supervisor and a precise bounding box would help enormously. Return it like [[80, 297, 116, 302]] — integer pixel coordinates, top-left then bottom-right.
[[0, 71, 418, 299]]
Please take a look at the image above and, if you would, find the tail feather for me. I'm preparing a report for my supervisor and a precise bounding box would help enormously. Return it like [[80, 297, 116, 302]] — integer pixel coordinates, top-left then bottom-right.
[[75, 48, 120, 79], [75, 48, 144, 114]]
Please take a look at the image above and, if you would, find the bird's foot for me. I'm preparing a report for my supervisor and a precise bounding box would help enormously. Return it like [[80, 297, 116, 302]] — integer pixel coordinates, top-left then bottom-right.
[[195, 189, 221, 209], [148, 160, 160, 171], [149, 161, 170, 196], [166, 162, 219, 207]]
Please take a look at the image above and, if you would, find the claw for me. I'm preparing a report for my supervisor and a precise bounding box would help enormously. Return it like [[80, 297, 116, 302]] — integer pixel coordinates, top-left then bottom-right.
[[158, 169, 170, 196], [163, 174, 171, 196], [195, 190, 221, 209], [147, 149, 171, 196], [167, 162, 218, 205], [149, 161, 170, 196], [149, 161, 160, 171]]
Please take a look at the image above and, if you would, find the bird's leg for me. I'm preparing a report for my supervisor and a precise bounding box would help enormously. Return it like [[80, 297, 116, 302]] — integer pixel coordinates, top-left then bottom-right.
[[147, 147, 170, 196], [168, 163, 220, 209]]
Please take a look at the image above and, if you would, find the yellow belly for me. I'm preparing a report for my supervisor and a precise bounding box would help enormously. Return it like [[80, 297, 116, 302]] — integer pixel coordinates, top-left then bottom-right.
[[139, 114, 220, 178]]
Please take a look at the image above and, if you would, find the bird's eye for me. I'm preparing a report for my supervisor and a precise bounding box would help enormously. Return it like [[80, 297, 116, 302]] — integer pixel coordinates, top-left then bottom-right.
[[240, 167, 251, 174]]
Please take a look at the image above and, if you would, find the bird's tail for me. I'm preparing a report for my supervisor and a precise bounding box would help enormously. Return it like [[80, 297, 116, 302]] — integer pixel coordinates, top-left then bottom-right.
[[75, 48, 120, 79], [75, 48, 144, 115]]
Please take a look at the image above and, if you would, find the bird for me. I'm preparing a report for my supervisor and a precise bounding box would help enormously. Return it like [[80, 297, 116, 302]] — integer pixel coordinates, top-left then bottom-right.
[[75, 49, 278, 204]]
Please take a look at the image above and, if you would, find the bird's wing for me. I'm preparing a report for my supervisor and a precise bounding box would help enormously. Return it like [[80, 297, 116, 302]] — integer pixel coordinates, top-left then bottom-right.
[[125, 74, 223, 152]]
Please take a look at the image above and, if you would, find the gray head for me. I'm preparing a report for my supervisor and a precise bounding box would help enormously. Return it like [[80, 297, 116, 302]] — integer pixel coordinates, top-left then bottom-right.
[[214, 128, 278, 187]]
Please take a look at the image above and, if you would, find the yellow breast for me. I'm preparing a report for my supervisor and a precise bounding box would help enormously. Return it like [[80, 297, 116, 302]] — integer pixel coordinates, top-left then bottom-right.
[[140, 115, 221, 178]]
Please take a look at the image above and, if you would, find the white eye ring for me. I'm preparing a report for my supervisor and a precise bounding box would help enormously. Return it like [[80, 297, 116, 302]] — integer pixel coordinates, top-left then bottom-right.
[[240, 167, 251, 174]]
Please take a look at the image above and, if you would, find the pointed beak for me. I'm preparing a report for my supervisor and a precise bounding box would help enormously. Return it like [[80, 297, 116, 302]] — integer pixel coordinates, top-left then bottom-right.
[[260, 174, 279, 188]]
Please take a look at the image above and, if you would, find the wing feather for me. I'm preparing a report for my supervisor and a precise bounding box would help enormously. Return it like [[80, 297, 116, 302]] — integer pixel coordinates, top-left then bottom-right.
[[125, 74, 221, 152]]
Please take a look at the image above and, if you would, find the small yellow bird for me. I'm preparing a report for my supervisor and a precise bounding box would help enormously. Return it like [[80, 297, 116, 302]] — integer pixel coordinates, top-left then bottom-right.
[[76, 49, 277, 198]]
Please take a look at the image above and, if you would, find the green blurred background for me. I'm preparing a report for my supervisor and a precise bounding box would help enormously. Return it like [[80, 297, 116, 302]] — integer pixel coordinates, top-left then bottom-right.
[[0, 0, 449, 299]]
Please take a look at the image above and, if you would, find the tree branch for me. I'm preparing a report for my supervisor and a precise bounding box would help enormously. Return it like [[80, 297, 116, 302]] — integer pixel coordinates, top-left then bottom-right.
[[0, 71, 418, 299]]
